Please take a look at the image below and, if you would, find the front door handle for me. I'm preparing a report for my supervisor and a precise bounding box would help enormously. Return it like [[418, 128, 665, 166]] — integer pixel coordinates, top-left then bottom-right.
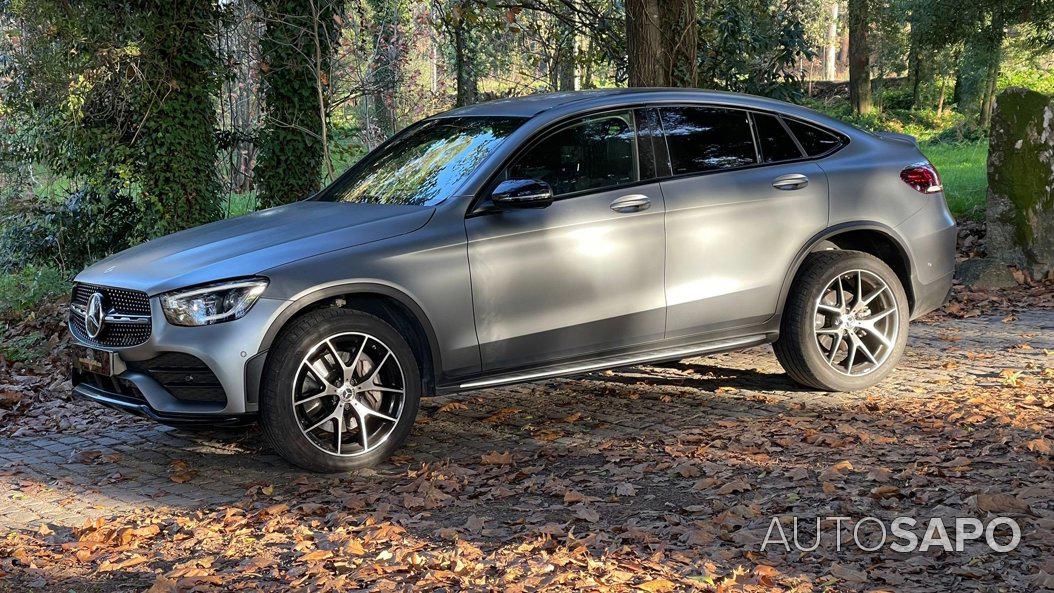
[[610, 194, 651, 213], [772, 173, 809, 190]]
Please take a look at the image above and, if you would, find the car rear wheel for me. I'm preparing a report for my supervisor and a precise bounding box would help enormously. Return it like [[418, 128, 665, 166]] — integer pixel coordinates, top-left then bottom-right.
[[774, 250, 909, 391], [261, 308, 421, 472]]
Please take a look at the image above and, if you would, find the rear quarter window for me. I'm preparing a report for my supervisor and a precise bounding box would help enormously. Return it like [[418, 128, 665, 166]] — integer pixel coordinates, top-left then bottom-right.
[[783, 118, 845, 157], [752, 113, 804, 163]]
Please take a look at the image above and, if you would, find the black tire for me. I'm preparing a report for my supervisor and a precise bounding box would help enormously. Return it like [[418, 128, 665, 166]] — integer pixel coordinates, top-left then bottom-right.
[[260, 308, 421, 472], [773, 250, 909, 392]]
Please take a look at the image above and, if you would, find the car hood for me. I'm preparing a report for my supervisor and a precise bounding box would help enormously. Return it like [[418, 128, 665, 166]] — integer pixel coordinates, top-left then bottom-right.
[[76, 202, 435, 295]]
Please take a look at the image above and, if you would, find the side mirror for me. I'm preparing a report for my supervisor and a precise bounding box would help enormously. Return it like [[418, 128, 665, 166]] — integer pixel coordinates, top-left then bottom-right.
[[490, 179, 554, 209]]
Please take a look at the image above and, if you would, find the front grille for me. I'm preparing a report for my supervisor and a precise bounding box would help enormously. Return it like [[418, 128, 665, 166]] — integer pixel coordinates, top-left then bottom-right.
[[126, 353, 227, 404], [70, 283, 152, 347]]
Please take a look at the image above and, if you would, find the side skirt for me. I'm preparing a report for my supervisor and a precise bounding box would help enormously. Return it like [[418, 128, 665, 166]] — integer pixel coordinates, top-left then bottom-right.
[[446, 333, 772, 393]]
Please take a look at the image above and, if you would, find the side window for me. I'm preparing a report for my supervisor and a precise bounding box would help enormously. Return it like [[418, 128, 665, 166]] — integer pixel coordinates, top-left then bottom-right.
[[752, 113, 804, 163], [658, 106, 757, 175], [784, 119, 844, 157], [508, 111, 638, 196]]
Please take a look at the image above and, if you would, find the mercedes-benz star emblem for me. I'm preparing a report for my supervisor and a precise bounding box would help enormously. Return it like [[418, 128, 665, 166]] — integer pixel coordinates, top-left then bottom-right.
[[85, 292, 105, 339]]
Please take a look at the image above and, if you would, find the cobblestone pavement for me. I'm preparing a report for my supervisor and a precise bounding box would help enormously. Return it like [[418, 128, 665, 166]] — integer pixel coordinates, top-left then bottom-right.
[[1, 310, 1051, 532]]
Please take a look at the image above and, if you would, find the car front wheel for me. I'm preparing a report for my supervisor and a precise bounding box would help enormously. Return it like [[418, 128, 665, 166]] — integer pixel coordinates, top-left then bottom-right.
[[774, 250, 909, 392], [261, 308, 421, 472]]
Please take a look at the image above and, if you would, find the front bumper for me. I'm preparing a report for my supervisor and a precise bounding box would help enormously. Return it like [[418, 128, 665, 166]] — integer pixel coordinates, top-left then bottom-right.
[[71, 380, 255, 426], [69, 295, 287, 417]]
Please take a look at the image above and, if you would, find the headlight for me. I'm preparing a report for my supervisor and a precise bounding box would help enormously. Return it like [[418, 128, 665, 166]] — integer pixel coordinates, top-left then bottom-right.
[[160, 278, 268, 327]]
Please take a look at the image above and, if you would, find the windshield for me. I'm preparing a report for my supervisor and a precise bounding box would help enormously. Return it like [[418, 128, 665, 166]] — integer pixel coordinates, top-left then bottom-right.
[[318, 116, 525, 206]]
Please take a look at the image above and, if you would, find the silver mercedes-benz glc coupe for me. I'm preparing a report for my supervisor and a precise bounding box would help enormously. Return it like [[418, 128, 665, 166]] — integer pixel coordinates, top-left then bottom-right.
[[70, 89, 956, 471]]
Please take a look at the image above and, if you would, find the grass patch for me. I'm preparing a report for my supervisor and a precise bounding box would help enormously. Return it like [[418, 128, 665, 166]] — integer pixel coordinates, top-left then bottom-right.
[[0, 330, 48, 362], [0, 265, 70, 316], [0, 266, 69, 364], [919, 140, 989, 220], [221, 191, 259, 218]]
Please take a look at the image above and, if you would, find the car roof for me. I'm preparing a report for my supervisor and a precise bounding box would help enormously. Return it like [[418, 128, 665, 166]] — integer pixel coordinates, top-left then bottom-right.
[[434, 88, 800, 118], [433, 88, 861, 139]]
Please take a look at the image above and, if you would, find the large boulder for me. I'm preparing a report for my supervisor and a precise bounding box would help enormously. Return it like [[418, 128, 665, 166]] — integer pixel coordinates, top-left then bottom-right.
[[982, 87, 1054, 281]]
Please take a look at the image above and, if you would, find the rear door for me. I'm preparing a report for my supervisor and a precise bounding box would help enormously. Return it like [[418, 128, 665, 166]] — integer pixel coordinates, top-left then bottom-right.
[[465, 109, 667, 371], [658, 106, 831, 339]]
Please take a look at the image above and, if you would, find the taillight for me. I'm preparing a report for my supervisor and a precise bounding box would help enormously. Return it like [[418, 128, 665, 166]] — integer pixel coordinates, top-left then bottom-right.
[[900, 162, 943, 194]]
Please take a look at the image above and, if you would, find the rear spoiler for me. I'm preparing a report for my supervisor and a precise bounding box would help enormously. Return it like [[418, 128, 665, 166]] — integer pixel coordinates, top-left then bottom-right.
[[874, 131, 918, 146]]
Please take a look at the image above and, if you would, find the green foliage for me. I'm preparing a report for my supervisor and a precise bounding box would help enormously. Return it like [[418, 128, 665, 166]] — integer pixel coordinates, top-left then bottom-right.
[[954, 32, 1000, 115], [696, 0, 816, 101], [998, 42, 1054, 95], [804, 95, 969, 141], [2, 0, 224, 242], [1000, 67, 1054, 96], [0, 265, 69, 315], [134, 0, 224, 236], [0, 330, 47, 362], [913, 0, 1054, 124], [930, 119, 988, 143], [1, 1, 144, 193], [256, 0, 344, 209], [0, 188, 140, 272], [328, 123, 369, 173], [0, 264, 66, 361]]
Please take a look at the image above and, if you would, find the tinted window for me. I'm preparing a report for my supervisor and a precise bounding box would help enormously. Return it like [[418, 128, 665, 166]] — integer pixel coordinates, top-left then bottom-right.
[[753, 113, 804, 163], [509, 111, 638, 196], [784, 119, 843, 157], [320, 116, 523, 206], [659, 106, 757, 174]]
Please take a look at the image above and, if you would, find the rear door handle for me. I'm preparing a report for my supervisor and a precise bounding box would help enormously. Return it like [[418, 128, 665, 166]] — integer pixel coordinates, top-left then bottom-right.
[[772, 173, 809, 190], [610, 194, 651, 213]]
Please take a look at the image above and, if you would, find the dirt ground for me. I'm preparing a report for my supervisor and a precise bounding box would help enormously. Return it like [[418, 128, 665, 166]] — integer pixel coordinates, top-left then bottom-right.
[[0, 281, 1052, 592]]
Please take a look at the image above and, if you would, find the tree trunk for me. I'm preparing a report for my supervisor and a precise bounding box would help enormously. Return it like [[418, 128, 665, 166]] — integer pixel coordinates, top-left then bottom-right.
[[578, 32, 593, 89], [847, 0, 872, 115], [824, 0, 839, 81], [257, 0, 343, 208], [957, 20, 1002, 123], [367, 0, 400, 142], [661, 0, 697, 87], [979, 49, 1001, 128], [138, 0, 222, 232], [626, 0, 663, 86], [979, 12, 1004, 128], [936, 67, 948, 117], [556, 10, 576, 91], [907, 23, 922, 107], [626, 0, 698, 87], [453, 17, 476, 106]]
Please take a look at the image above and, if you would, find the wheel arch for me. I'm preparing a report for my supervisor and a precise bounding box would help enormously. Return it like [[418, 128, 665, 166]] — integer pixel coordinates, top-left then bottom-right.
[[256, 282, 442, 398], [776, 222, 917, 317]]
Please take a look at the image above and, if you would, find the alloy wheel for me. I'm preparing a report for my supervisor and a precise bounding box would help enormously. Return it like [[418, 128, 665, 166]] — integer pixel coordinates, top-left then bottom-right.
[[812, 269, 900, 377], [292, 332, 405, 457]]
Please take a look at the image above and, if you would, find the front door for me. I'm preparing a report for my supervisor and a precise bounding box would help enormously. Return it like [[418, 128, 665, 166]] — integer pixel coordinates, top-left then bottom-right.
[[466, 110, 667, 371]]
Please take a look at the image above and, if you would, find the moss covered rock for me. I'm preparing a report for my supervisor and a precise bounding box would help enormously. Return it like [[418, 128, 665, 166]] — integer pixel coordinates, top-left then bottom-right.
[[985, 87, 1054, 279]]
